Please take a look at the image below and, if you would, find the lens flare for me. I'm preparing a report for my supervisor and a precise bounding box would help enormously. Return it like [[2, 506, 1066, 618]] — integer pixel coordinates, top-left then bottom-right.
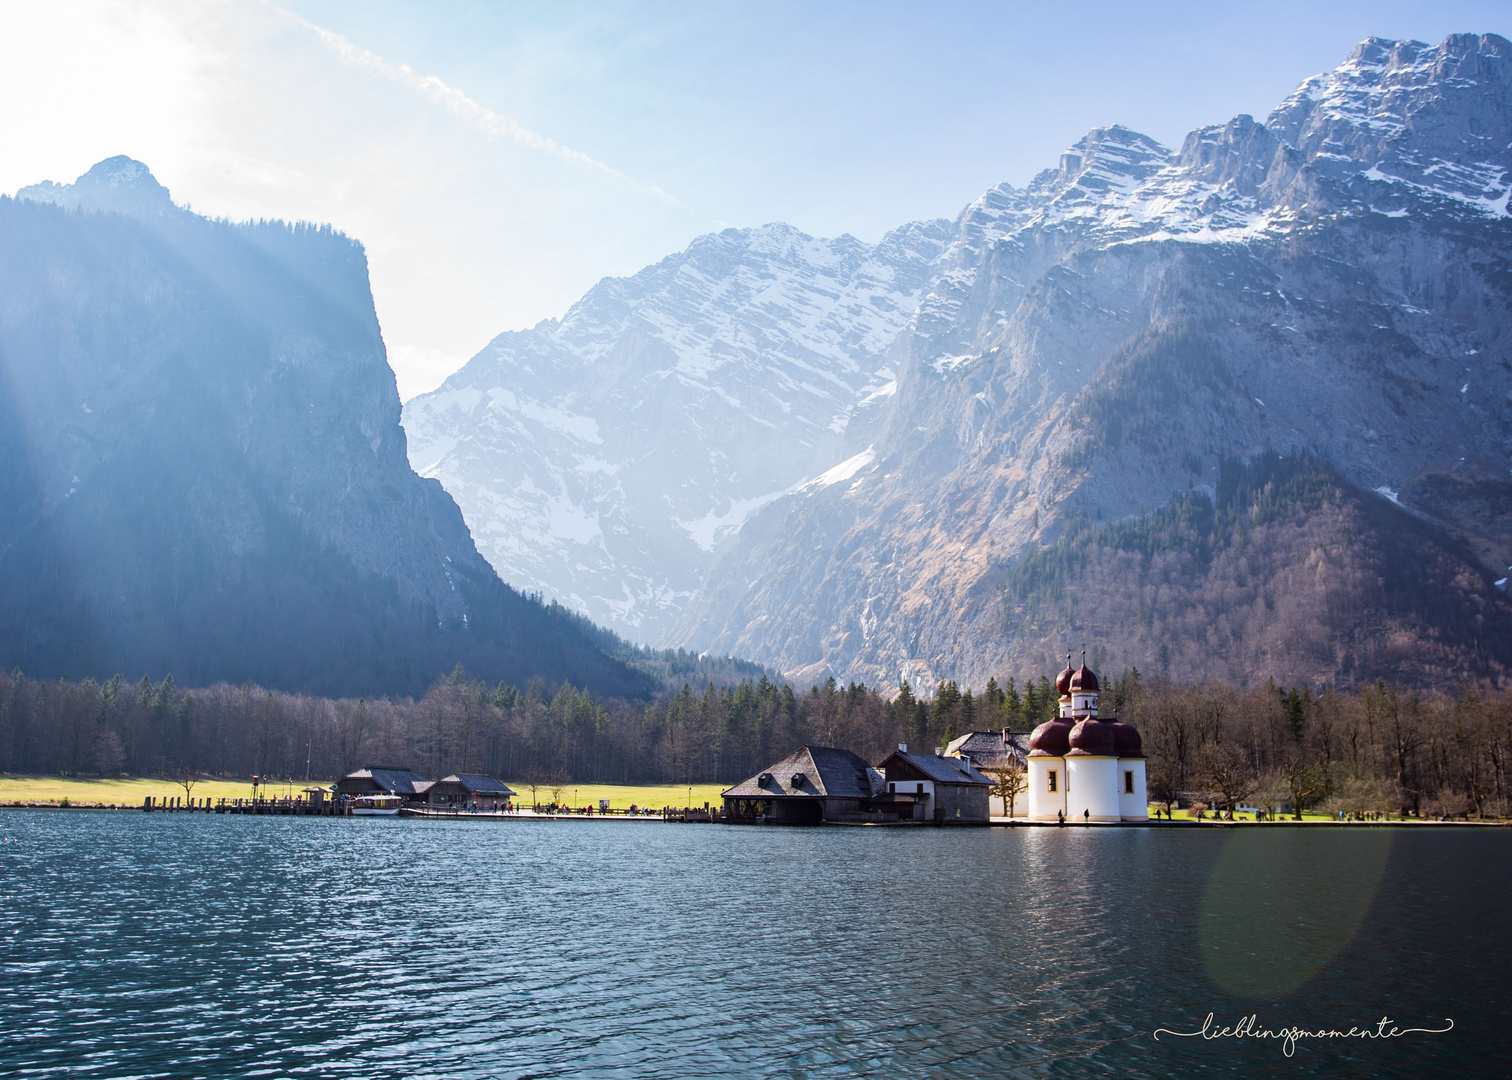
[[1199, 829, 1392, 998]]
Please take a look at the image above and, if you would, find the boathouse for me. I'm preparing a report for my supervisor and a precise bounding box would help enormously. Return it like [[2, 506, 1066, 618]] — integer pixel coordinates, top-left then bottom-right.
[[722, 746, 882, 824], [425, 774, 516, 811], [335, 766, 429, 800], [873, 748, 992, 824]]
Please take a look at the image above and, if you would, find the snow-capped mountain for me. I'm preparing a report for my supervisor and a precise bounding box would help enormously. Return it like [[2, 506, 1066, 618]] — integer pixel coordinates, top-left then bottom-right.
[[407, 32, 1512, 688], [669, 33, 1512, 688], [402, 219, 951, 642]]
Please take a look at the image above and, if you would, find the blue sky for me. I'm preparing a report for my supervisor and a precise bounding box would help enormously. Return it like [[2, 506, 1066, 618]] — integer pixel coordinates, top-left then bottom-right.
[[1, 1, 1506, 396]]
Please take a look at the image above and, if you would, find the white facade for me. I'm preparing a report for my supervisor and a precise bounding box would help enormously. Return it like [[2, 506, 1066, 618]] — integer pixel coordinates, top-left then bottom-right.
[[1027, 756, 1066, 820], [1120, 758, 1148, 821], [1027, 661, 1147, 822], [1065, 756, 1120, 821]]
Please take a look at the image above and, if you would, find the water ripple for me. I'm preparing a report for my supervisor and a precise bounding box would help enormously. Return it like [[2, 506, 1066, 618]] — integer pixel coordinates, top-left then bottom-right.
[[1, 814, 1506, 1078]]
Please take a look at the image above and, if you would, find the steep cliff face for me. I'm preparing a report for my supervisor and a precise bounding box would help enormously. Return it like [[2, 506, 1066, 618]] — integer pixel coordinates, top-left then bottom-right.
[[0, 159, 646, 697], [402, 220, 952, 642], [670, 33, 1512, 688]]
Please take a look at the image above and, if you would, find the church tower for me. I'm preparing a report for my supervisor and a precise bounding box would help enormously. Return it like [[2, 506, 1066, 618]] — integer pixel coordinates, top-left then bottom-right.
[[1065, 659, 1120, 821], [1026, 658, 1074, 820]]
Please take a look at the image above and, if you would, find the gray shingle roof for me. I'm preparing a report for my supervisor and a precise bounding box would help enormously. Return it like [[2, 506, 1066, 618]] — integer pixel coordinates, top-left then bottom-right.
[[722, 746, 878, 799], [881, 750, 993, 786], [945, 730, 1031, 769], [440, 774, 516, 795], [342, 766, 428, 795]]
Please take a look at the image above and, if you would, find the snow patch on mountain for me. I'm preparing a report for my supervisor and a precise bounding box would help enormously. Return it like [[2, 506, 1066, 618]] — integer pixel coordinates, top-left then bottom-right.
[[403, 219, 953, 643], [801, 446, 878, 491]]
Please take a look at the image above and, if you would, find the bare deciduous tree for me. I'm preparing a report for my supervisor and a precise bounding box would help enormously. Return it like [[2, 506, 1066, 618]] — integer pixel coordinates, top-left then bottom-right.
[[985, 758, 1027, 817], [1200, 742, 1256, 820], [1283, 759, 1325, 820], [178, 763, 198, 803]]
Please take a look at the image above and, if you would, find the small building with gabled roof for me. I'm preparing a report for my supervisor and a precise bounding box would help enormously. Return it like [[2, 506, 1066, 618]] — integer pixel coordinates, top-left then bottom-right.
[[874, 748, 992, 824], [425, 774, 516, 811], [722, 746, 882, 824], [945, 730, 1031, 772]]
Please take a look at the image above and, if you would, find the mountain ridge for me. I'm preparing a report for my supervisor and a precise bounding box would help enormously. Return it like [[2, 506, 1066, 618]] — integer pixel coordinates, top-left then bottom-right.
[[402, 216, 954, 643], [400, 32, 1512, 689], [665, 31, 1512, 688]]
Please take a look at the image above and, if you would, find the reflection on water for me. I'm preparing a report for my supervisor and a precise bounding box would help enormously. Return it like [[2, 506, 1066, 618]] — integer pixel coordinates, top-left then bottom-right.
[[0, 814, 1505, 1078], [1199, 829, 1393, 998]]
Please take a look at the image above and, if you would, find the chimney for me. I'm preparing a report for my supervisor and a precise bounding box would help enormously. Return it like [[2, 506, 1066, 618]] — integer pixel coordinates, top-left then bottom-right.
[[898, 743, 908, 753]]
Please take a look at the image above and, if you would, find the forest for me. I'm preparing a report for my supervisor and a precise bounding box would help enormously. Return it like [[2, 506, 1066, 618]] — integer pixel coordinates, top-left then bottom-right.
[[997, 451, 1512, 688], [1, 663, 1507, 819]]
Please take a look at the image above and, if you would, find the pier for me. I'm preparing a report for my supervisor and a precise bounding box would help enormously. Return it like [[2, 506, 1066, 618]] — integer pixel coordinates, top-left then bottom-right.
[[126, 795, 731, 821], [136, 795, 343, 816]]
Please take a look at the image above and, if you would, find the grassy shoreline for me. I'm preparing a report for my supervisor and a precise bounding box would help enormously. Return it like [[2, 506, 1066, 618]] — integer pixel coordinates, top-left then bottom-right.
[[5, 777, 1447, 822], [0, 775, 729, 809]]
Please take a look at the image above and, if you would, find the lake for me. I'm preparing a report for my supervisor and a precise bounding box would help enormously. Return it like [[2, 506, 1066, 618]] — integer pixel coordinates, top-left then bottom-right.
[[2, 813, 1507, 1078]]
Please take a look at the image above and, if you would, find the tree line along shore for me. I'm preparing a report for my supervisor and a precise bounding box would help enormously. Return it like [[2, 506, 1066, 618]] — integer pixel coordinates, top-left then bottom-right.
[[0, 666, 1507, 820]]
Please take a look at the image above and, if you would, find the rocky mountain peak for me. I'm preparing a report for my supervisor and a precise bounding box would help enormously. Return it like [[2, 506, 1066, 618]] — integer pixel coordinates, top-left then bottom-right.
[[1174, 115, 1287, 196], [1266, 33, 1512, 217], [403, 216, 956, 643], [17, 155, 179, 219], [1030, 125, 1172, 203]]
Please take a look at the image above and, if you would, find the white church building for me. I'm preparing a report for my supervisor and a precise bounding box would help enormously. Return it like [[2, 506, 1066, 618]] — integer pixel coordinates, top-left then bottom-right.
[[1026, 657, 1147, 822]]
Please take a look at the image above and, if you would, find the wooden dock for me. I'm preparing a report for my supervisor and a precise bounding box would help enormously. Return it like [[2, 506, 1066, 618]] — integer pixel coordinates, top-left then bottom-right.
[[126, 796, 726, 821], [139, 795, 344, 816]]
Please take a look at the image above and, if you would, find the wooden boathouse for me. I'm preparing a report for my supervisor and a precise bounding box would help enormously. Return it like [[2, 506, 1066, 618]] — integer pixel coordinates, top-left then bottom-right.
[[721, 746, 881, 824]]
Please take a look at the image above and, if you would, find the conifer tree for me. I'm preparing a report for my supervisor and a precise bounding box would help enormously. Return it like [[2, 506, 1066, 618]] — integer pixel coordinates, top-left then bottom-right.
[[984, 677, 1004, 715], [1036, 675, 1056, 723], [1003, 677, 1022, 726]]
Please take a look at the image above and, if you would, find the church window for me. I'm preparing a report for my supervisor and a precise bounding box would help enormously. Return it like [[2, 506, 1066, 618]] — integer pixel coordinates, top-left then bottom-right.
[[1124, 771, 1134, 794], [916, 783, 924, 794], [1047, 771, 1057, 793]]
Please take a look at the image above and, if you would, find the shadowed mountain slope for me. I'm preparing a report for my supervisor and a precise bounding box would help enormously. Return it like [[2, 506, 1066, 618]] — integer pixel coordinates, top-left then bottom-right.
[[0, 159, 649, 698]]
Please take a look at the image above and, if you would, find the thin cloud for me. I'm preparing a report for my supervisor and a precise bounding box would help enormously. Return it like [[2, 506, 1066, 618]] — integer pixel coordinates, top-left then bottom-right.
[[278, 7, 684, 206]]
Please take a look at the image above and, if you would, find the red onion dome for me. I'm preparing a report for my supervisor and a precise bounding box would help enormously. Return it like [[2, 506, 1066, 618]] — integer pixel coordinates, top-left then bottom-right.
[[1055, 663, 1075, 696], [1028, 718, 1072, 757], [1067, 717, 1116, 756], [1068, 664, 1099, 693], [1109, 720, 1143, 758]]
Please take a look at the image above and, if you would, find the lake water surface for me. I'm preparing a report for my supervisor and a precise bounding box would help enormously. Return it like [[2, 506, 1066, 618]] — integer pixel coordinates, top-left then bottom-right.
[[2, 813, 1507, 1078]]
